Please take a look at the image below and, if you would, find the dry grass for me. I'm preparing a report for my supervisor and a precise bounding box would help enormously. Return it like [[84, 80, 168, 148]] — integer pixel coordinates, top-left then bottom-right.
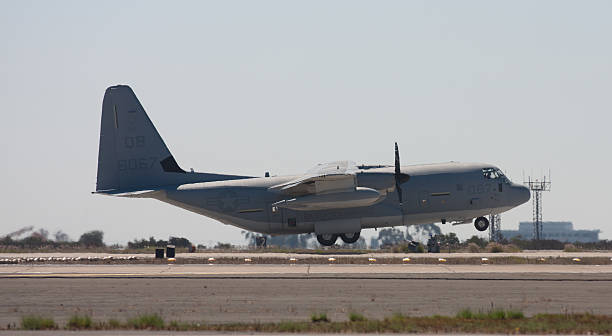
[[15, 311, 612, 334], [20, 316, 56, 330], [156, 312, 612, 334], [66, 315, 92, 329], [467, 242, 481, 253], [310, 312, 329, 323], [126, 314, 164, 329], [564, 243, 583, 252], [348, 312, 367, 322]]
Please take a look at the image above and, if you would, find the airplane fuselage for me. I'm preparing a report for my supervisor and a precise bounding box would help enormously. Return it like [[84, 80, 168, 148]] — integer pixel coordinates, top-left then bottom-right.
[[143, 162, 529, 235]]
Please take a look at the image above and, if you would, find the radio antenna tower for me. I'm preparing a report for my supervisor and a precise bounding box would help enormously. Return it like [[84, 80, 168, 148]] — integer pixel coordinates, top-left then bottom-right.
[[488, 214, 501, 242], [523, 175, 551, 241]]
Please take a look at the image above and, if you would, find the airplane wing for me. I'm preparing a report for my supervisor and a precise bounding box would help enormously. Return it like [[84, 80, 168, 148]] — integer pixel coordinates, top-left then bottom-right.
[[304, 160, 357, 176], [270, 161, 359, 197], [269, 161, 382, 210]]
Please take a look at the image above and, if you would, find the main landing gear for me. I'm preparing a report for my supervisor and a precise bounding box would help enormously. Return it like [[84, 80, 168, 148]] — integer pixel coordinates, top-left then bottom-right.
[[340, 232, 360, 244], [474, 216, 490, 231], [316, 231, 361, 246], [316, 234, 338, 246]]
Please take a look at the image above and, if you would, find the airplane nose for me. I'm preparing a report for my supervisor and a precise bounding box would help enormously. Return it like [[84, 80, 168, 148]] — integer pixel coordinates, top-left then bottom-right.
[[516, 185, 531, 204]]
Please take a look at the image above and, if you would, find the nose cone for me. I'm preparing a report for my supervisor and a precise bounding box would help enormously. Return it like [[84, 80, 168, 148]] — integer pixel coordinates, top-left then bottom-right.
[[514, 184, 531, 205]]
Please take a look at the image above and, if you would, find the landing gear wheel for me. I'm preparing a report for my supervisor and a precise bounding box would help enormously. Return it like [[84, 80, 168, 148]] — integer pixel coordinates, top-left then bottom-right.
[[474, 216, 489, 231], [340, 232, 361, 244], [316, 234, 338, 246], [255, 236, 267, 248]]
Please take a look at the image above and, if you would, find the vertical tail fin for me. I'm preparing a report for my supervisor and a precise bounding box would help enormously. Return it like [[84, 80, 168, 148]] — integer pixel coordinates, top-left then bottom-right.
[[96, 85, 248, 192]]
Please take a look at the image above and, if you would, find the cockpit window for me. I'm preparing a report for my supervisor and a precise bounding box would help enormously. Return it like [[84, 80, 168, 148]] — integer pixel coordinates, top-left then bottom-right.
[[482, 168, 495, 179], [482, 168, 509, 183]]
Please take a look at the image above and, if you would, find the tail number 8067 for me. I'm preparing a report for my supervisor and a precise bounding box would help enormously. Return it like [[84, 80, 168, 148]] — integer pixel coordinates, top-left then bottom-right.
[[118, 157, 157, 171]]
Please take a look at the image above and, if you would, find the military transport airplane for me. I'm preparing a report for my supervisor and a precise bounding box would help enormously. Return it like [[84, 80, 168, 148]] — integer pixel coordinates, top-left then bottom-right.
[[95, 85, 530, 246]]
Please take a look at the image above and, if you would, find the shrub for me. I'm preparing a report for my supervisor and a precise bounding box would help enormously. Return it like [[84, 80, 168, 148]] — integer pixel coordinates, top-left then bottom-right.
[[67, 315, 92, 329], [78, 230, 105, 247], [504, 244, 522, 252], [214, 242, 233, 249], [506, 310, 525, 319], [487, 242, 504, 253], [392, 244, 405, 253], [127, 314, 164, 329], [467, 242, 481, 253], [108, 319, 121, 328], [488, 309, 507, 320], [465, 235, 488, 248], [563, 244, 582, 252], [394, 242, 424, 253], [169, 236, 192, 248], [349, 312, 366, 322], [21, 315, 56, 330], [456, 309, 474, 319], [311, 313, 329, 323]]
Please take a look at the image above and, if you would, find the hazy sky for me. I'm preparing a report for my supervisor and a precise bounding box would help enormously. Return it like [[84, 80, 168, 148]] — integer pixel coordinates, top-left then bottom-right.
[[1, 1, 611, 245]]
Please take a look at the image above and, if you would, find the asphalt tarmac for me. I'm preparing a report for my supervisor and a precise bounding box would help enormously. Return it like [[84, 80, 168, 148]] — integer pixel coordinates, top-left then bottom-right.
[[2, 264, 612, 327], [2, 263, 612, 277]]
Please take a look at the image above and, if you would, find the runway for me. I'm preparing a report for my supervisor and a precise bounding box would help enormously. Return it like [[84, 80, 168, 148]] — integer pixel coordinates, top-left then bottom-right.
[[2, 251, 612, 267], [1, 264, 612, 326], [2, 263, 612, 278], [3, 251, 612, 260]]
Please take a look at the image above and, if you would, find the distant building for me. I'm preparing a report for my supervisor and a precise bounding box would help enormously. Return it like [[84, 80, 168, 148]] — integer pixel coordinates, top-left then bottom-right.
[[500, 221, 600, 243]]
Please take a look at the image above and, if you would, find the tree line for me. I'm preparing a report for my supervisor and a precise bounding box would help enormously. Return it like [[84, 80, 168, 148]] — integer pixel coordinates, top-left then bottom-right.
[[0, 228, 105, 248], [3, 225, 609, 251], [0, 227, 192, 250]]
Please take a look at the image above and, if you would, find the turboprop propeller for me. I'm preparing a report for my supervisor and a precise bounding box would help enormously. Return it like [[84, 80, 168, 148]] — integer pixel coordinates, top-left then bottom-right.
[[394, 142, 410, 205]]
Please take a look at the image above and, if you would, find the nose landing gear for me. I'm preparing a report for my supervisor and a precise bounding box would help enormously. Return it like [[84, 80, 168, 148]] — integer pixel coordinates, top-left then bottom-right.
[[474, 216, 490, 231]]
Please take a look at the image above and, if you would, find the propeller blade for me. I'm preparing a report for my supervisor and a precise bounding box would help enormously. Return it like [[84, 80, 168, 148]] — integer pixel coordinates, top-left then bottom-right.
[[394, 142, 403, 204], [394, 143, 400, 175]]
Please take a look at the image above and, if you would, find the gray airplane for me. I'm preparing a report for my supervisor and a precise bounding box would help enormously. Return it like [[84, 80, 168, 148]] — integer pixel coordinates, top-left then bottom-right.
[[95, 85, 530, 246]]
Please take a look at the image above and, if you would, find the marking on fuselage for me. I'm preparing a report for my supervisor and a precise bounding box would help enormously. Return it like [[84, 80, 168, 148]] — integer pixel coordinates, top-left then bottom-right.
[[206, 190, 250, 212], [468, 183, 493, 195], [238, 208, 263, 213]]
